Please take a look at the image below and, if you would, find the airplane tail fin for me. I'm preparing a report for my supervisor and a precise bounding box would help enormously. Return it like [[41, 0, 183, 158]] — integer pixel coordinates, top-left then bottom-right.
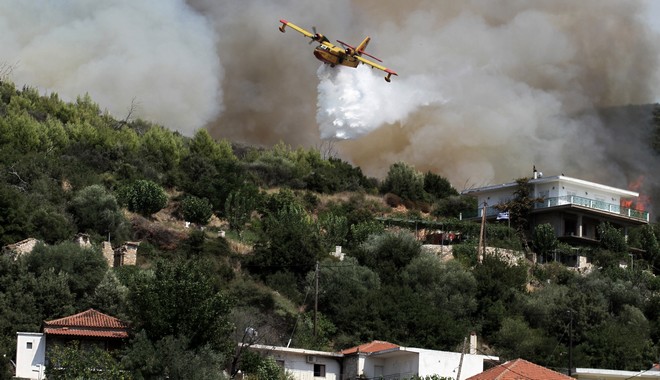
[[356, 37, 371, 55]]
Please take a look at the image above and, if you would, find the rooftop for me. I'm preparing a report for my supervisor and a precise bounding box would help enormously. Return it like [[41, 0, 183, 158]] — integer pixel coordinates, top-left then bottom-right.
[[43, 309, 129, 339], [466, 358, 573, 380], [340, 340, 400, 355]]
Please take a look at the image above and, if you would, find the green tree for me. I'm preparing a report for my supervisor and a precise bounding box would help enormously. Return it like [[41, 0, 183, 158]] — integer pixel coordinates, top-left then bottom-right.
[[119, 179, 168, 217], [91, 270, 129, 319], [308, 257, 380, 339], [581, 305, 655, 370], [126, 258, 233, 354], [498, 177, 541, 235], [26, 242, 108, 304], [178, 132, 244, 213], [474, 254, 528, 339], [68, 184, 128, 242], [598, 222, 628, 253], [248, 202, 323, 284], [122, 332, 228, 380], [0, 184, 31, 246], [352, 230, 422, 280], [238, 351, 292, 380], [532, 223, 559, 259], [381, 162, 427, 202], [318, 212, 349, 250], [494, 317, 557, 363], [47, 341, 128, 380], [423, 171, 458, 200], [29, 206, 75, 244], [225, 184, 261, 233], [139, 125, 184, 174], [397, 255, 478, 348], [181, 195, 213, 225]]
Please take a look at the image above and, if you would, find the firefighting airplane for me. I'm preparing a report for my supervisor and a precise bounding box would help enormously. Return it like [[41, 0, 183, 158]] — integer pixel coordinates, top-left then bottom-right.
[[279, 19, 398, 82]]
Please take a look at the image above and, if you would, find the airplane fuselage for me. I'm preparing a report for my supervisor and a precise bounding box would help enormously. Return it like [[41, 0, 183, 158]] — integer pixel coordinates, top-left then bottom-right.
[[313, 44, 359, 68]]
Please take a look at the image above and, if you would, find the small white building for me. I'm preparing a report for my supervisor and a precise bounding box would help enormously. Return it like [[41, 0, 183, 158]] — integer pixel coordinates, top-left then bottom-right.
[[15, 332, 46, 380], [248, 339, 497, 380], [15, 309, 130, 380], [248, 344, 343, 380]]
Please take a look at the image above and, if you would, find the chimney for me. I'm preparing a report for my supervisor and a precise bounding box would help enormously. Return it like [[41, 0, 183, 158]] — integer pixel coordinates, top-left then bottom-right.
[[469, 332, 477, 355], [533, 165, 538, 179]]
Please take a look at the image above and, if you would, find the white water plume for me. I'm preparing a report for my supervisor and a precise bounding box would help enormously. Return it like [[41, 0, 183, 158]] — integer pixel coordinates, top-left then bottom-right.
[[316, 64, 446, 140]]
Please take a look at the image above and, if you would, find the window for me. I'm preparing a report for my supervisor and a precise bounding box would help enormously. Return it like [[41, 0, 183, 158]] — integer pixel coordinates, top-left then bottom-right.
[[314, 364, 326, 377], [26, 342, 32, 349], [276, 360, 285, 368]]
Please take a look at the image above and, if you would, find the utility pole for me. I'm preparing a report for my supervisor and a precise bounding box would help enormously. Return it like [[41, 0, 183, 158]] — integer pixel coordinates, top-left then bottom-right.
[[568, 309, 573, 377], [313, 261, 319, 338], [477, 202, 487, 263], [456, 336, 467, 380]]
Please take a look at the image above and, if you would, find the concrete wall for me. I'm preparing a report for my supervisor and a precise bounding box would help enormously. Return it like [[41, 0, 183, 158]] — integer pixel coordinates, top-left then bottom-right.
[[15, 332, 46, 380], [414, 349, 494, 379], [259, 350, 341, 380]]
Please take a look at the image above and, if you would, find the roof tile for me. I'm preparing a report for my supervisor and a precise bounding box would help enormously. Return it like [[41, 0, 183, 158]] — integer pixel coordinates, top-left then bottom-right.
[[466, 358, 573, 380], [340, 340, 400, 355], [43, 309, 129, 339]]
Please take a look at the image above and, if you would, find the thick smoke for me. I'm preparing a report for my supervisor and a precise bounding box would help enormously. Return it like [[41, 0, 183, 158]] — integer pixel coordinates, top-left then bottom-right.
[[3, 1, 660, 198], [0, 0, 221, 134]]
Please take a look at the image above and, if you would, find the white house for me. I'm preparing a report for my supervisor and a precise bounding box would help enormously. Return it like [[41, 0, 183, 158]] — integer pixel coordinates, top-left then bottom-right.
[[15, 332, 46, 380], [15, 309, 130, 380], [461, 170, 649, 265], [249, 339, 497, 380], [248, 344, 343, 380]]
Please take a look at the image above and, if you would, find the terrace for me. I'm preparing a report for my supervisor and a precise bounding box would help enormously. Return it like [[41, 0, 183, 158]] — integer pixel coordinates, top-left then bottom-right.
[[467, 195, 649, 222]]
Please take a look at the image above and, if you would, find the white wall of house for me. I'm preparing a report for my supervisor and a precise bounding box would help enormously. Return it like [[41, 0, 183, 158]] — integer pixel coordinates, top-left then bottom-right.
[[363, 351, 418, 379], [356, 348, 497, 380], [412, 348, 496, 379], [15, 332, 46, 380], [249, 345, 341, 380], [475, 187, 514, 209]]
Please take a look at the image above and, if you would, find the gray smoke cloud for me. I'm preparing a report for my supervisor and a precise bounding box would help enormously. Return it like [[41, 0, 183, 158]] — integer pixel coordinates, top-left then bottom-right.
[[0, 0, 222, 133], [3, 0, 660, 199]]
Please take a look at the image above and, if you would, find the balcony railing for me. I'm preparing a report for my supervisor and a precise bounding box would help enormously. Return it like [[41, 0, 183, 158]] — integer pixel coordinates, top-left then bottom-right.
[[465, 195, 649, 222]]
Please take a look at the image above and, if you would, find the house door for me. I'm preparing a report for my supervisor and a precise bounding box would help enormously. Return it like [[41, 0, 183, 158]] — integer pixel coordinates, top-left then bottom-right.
[[374, 365, 384, 379]]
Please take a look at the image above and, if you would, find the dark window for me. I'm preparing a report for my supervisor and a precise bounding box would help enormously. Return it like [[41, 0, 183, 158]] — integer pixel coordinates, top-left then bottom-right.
[[314, 364, 326, 377], [26, 342, 32, 349]]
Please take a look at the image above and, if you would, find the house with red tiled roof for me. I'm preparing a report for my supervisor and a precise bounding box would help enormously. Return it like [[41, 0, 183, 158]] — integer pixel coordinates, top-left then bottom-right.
[[248, 338, 498, 380], [466, 358, 572, 380], [15, 309, 129, 380], [43, 308, 129, 347]]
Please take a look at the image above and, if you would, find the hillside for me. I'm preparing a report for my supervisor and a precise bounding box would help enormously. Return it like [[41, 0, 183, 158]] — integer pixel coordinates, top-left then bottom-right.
[[2, 81, 660, 378]]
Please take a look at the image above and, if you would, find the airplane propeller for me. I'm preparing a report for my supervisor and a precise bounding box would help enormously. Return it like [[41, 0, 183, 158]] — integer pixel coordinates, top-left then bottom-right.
[[309, 26, 329, 44]]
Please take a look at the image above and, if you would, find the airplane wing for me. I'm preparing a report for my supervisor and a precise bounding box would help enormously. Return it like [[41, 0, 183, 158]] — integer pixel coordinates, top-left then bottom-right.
[[279, 19, 333, 46], [356, 55, 398, 82], [279, 19, 314, 39]]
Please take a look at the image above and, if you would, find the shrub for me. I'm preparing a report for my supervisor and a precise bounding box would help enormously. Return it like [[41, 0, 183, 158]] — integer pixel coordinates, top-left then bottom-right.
[[119, 179, 167, 216], [181, 195, 213, 225]]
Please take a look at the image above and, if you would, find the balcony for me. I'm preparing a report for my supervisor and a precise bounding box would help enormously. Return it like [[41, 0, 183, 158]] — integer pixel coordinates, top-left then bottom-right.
[[465, 195, 649, 222]]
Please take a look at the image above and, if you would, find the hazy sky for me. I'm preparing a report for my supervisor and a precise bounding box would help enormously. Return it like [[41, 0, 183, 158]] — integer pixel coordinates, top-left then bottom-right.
[[647, 0, 660, 33]]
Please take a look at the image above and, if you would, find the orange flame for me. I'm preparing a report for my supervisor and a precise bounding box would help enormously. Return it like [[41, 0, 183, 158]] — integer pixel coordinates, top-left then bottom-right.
[[621, 175, 650, 211]]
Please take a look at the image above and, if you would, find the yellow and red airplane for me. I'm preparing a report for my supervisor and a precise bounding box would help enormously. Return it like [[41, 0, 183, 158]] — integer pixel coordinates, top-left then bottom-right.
[[279, 19, 398, 82]]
